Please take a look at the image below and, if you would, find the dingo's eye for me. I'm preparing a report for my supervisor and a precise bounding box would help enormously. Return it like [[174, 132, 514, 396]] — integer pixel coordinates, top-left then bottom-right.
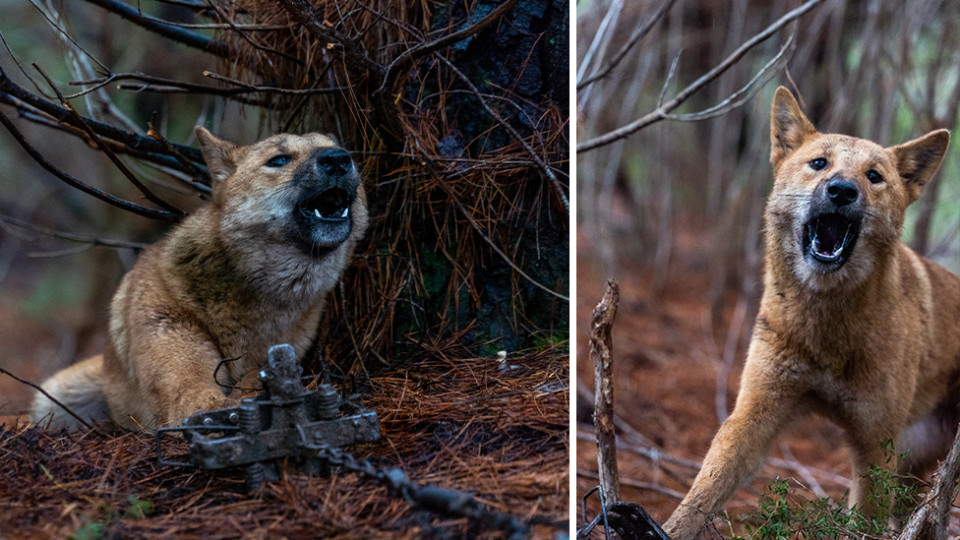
[[266, 155, 291, 168], [809, 158, 828, 171], [866, 170, 883, 184]]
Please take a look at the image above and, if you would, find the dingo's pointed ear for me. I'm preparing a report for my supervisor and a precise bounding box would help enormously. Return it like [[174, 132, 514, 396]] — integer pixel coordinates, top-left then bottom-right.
[[770, 87, 817, 169], [891, 129, 950, 205], [195, 126, 238, 184]]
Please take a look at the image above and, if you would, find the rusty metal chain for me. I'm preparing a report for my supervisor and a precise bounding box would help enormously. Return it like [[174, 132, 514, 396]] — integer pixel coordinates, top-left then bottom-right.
[[300, 434, 529, 540]]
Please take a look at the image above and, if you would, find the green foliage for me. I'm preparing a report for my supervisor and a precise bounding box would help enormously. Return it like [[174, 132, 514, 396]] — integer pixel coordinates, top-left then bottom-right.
[[734, 442, 917, 540], [733, 478, 858, 540], [124, 495, 153, 520], [532, 333, 567, 353], [68, 522, 103, 540]]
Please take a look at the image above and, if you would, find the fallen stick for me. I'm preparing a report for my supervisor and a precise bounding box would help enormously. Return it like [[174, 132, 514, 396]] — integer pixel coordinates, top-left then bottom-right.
[[591, 279, 621, 503]]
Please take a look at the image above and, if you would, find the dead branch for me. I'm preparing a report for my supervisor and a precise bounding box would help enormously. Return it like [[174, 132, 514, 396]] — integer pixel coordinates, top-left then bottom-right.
[[591, 279, 621, 503], [33, 64, 185, 217], [0, 92, 198, 179], [80, 0, 236, 58], [664, 31, 796, 122], [574, 429, 852, 488], [0, 110, 183, 222], [0, 66, 205, 167], [578, 470, 686, 500], [899, 422, 960, 540], [577, 0, 825, 153], [0, 214, 146, 250], [73, 72, 350, 98], [577, 0, 680, 91]]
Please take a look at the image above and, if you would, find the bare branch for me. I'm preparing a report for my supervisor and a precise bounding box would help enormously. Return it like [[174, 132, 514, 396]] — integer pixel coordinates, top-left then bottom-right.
[[577, 470, 685, 500], [0, 65, 205, 166], [577, 0, 826, 153], [665, 31, 796, 122], [657, 50, 682, 109], [146, 117, 205, 179], [0, 110, 183, 222], [577, 0, 680, 91], [900, 421, 960, 540], [80, 0, 236, 58], [33, 64, 185, 216]]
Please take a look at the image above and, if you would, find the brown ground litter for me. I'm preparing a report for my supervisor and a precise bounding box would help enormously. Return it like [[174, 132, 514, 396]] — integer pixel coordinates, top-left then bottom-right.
[[2, 350, 568, 539]]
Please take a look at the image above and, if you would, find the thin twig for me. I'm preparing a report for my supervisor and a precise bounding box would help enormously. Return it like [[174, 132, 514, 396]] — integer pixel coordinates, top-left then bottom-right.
[[0, 214, 146, 250], [657, 51, 682, 109], [145, 117, 209, 192], [577, 0, 680, 90], [70, 72, 350, 98], [779, 443, 827, 499], [33, 64, 185, 216], [0, 367, 99, 433], [379, 0, 522, 94], [26, 0, 110, 74], [0, 91, 202, 176], [419, 153, 569, 303], [0, 110, 183, 222], [0, 65, 204, 164], [574, 429, 852, 487], [577, 0, 825, 153], [436, 55, 569, 213], [665, 31, 796, 122], [577, 470, 685, 501]]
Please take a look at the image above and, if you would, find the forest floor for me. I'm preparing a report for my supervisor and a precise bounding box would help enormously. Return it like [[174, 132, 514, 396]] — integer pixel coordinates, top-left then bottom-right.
[[0, 287, 568, 539], [576, 222, 885, 538]]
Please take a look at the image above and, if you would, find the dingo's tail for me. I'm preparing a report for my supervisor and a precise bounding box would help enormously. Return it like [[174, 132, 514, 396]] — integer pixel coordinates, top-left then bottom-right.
[[29, 355, 110, 430]]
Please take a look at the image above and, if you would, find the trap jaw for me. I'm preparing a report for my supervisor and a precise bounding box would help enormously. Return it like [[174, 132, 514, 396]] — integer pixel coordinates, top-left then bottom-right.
[[156, 343, 380, 490]]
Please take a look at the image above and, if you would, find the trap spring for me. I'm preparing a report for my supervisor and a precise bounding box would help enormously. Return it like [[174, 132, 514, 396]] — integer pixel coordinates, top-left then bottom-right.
[[156, 343, 380, 490]]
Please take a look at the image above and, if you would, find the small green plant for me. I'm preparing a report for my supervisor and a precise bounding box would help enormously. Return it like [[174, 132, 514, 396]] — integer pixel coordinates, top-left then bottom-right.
[[124, 495, 154, 520], [734, 442, 918, 540], [68, 521, 103, 540]]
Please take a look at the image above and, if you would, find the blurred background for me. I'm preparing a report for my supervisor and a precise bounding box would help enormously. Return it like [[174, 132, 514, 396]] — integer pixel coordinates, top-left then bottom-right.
[[576, 0, 960, 534]]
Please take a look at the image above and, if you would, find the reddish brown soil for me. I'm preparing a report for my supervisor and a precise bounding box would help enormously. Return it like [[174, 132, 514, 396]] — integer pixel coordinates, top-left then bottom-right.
[[575, 226, 854, 538]]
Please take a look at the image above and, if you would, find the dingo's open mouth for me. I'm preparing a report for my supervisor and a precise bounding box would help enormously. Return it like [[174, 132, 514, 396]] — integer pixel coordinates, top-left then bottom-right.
[[803, 212, 860, 270]]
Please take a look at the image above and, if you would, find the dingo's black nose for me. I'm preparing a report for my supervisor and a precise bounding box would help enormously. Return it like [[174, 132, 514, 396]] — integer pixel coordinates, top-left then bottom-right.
[[826, 180, 858, 206], [317, 148, 353, 177]]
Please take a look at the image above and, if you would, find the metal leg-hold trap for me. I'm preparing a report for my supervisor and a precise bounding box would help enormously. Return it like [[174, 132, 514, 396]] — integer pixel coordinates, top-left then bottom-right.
[[156, 343, 380, 490]]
